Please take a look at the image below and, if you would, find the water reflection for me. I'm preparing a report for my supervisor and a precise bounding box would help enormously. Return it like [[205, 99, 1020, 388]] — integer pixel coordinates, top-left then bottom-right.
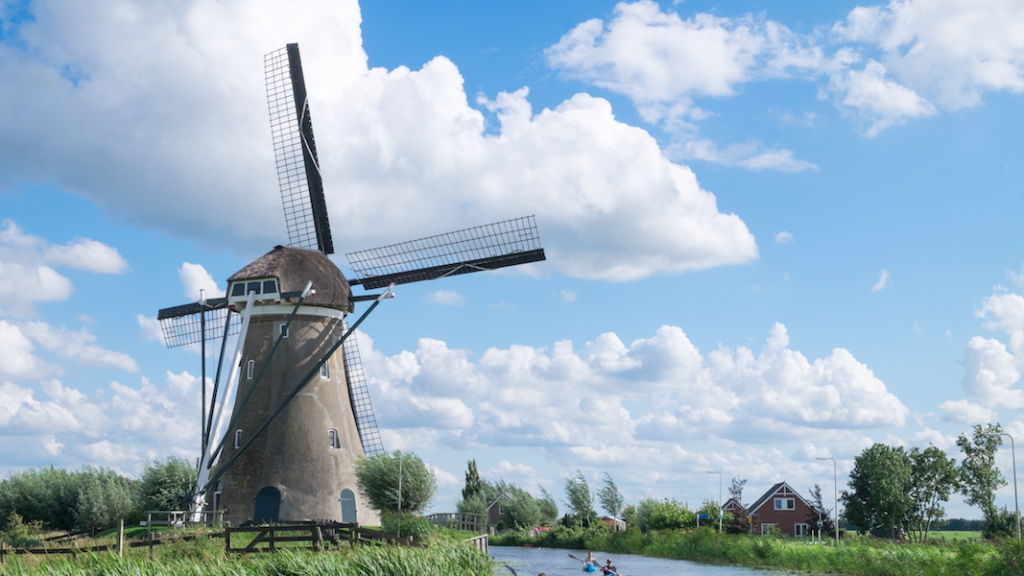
[[491, 546, 787, 576]]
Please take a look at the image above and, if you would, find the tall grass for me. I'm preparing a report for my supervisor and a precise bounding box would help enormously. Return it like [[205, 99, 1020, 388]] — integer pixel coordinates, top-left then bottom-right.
[[495, 525, 1024, 576], [0, 536, 491, 576]]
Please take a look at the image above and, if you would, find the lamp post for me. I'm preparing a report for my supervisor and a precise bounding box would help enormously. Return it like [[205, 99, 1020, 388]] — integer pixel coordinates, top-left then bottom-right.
[[707, 470, 722, 532], [982, 432, 1021, 542], [816, 457, 838, 545]]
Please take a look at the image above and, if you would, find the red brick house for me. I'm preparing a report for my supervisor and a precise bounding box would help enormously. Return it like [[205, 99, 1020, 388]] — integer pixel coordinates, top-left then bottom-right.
[[487, 492, 511, 526], [747, 481, 813, 537]]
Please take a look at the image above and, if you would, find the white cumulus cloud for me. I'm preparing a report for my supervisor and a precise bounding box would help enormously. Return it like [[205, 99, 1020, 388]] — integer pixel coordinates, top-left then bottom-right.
[[775, 231, 793, 244], [45, 237, 129, 273], [426, 289, 466, 307], [871, 269, 890, 291]]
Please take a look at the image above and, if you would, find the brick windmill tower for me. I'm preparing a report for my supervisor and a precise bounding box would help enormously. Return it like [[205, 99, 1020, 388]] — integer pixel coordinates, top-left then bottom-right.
[[156, 44, 546, 525]]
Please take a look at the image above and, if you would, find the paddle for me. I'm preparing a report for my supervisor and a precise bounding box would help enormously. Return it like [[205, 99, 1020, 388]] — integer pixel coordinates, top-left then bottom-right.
[[504, 565, 518, 576], [569, 553, 621, 576]]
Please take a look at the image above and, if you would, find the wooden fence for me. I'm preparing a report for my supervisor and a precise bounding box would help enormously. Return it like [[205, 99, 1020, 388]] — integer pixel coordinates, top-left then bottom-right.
[[426, 512, 486, 533], [465, 534, 488, 553], [223, 522, 426, 554]]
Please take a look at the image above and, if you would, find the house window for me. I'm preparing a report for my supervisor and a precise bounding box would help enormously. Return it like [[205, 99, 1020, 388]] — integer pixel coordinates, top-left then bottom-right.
[[234, 429, 242, 449], [246, 359, 254, 379], [761, 523, 775, 535], [795, 523, 809, 537], [328, 429, 339, 449], [774, 498, 795, 510], [321, 361, 330, 379]]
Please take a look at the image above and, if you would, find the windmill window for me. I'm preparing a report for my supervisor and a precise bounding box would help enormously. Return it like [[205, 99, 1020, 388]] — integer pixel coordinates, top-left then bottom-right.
[[328, 429, 339, 449], [246, 360, 254, 379], [234, 429, 242, 449], [213, 482, 222, 512], [231, 283, 245, 297], [320, 361, 329, 379], [246, 281, 262, 295], [279, 324, 289, 339], [263, 280, 278, 294]]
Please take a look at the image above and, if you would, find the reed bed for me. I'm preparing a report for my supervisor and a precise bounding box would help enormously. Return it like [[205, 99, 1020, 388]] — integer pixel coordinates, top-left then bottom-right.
[[495, 525, 1024, 576], [0, 536, 491, 576]]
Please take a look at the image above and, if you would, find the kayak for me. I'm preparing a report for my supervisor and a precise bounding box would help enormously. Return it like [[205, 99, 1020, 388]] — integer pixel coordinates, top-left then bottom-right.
[[584, 565, 597, 573]]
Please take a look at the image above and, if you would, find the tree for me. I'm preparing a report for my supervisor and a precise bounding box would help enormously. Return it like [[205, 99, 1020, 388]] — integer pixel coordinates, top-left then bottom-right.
[[805, 484, 835, 538], [139, 457, 195, 512], [639, 497, 694, 531], [500, 484, 541, 530], [74, 468, 137, 531], [841, 443, 912, 535], [462, 459, 484, 501], [906, 446, 960, 542], [726, 476, 751, 535], [355, 451, 436, 513], [563, 470, 595, 527], [538, 487, 559, 525], [957, 423, 1007, 533], [598, 473, 624, 520]]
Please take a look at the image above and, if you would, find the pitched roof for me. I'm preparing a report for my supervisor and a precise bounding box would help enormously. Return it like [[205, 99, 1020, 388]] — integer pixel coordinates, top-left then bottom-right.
[[748, 481, 812, 514], [487, 491, 512, 510]]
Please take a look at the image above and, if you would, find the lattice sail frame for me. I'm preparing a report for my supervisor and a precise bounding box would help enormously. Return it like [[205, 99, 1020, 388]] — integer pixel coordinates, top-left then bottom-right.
[[345, 215, 545, 289], [341, 321, 385, 456], [265, 45, 333, 255], [158, 307, 241, 349]]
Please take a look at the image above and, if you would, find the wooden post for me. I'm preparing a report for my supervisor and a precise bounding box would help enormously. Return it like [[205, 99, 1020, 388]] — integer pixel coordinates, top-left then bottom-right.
[[1, 541, 6, 564], [72, 541, 79, 560], [118, 519, 124, 558], [224, 526, 231, 555], [146, 512, 152, 542], [314, 526, 323, 552]]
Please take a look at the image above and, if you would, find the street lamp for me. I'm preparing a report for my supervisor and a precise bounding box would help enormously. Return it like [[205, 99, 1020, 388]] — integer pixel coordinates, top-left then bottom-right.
[[706, 471, 722, 532], [816, 457, 838, 545], [981, 432, 1021, 542]]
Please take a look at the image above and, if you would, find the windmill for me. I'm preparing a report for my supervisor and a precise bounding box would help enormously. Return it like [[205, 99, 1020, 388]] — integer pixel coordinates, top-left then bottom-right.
[[156, 43, 546, 526]]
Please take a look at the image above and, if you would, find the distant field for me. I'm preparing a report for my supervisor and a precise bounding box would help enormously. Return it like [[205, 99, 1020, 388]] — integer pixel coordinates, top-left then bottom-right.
[[929, 530, 983, 541]]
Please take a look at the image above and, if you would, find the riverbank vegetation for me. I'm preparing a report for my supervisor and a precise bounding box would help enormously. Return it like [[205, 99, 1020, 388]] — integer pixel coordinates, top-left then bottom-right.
[[492, 525, 1024, 576], [0, 534, 491, 576]]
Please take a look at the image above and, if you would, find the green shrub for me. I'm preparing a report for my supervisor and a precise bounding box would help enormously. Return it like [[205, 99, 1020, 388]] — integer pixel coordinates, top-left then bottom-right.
[[382, 511, 436, 542], [1, 512, 42, 548]]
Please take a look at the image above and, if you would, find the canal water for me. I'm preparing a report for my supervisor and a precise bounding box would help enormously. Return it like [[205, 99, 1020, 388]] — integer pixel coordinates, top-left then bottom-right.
[[491, 546, 787, 576]]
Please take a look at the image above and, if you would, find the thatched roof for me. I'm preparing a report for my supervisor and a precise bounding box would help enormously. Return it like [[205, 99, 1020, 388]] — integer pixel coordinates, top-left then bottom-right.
[[228, 246, 353, 313]]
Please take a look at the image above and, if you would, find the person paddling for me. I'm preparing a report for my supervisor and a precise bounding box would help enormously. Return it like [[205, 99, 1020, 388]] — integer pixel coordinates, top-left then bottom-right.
[[600, 559, 619, 576]]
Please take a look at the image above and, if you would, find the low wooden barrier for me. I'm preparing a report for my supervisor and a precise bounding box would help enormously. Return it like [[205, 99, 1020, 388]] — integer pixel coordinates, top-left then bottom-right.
[[465, 534, 488, 552], [223, 522, 425, 554], [0, 531, 225, 563], [426, 512, 486, 533]]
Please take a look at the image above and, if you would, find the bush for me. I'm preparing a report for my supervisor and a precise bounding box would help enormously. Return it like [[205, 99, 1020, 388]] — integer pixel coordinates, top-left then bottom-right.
[[1, 512, 42, 548], [382, 511, 436, 541], [139, 456, 195, 512], [356, 451, 436, 513]]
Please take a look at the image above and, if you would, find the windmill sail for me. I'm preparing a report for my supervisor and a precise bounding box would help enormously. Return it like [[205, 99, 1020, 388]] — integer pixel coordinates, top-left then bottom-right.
[[345, 215, 546, 289], [157, 301, 240, 348], [340, 321, 385, 457], [265, 44, 334, 255]]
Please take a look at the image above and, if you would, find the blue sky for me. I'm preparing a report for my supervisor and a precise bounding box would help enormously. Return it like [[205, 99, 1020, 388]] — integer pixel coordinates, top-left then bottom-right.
[[2, 0, 1024, 520]]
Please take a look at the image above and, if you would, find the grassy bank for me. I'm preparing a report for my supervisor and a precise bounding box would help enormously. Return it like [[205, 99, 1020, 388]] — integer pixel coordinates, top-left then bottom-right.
[[493, 526, 1024, 576], [0, 534, 491, 576]]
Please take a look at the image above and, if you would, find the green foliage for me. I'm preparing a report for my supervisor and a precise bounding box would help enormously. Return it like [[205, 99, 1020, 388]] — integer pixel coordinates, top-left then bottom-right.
[[638, 497, 694, 531], [804, 483, 835, 537], [842, 442, 913, 534], [537, 488, 558, 525], [697, 499, 722, 528], [958, 424, 1007, 526], [455, 494, 487, 517], [355, 451, 436, 513], [982, 506, 1018, 540], [621, 504, 637, 529], [461, 460, 484, 502], [500, 485, 541, 530], [382, 511, 436, 541], [907, 445, 961, 542], [1, 512, 42, 548], [597, 473, 624, 520], [74, 467, 137, 530], [0, 465, 140, 532], [139, 456, 195, 512], [564, 470, 595, 527]]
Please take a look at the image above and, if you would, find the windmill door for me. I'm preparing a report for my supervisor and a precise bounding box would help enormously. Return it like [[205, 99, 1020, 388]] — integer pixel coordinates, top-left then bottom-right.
[[254, 486, 281, 523], [340, 488, 357, 523]]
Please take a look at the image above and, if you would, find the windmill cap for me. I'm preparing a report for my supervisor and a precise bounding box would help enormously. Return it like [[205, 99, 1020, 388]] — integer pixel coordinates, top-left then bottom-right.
[[227, 245, 353, 313]]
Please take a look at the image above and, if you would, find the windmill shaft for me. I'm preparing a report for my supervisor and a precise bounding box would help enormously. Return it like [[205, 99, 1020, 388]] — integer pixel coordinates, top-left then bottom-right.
[[202, 310, 236, 456]]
